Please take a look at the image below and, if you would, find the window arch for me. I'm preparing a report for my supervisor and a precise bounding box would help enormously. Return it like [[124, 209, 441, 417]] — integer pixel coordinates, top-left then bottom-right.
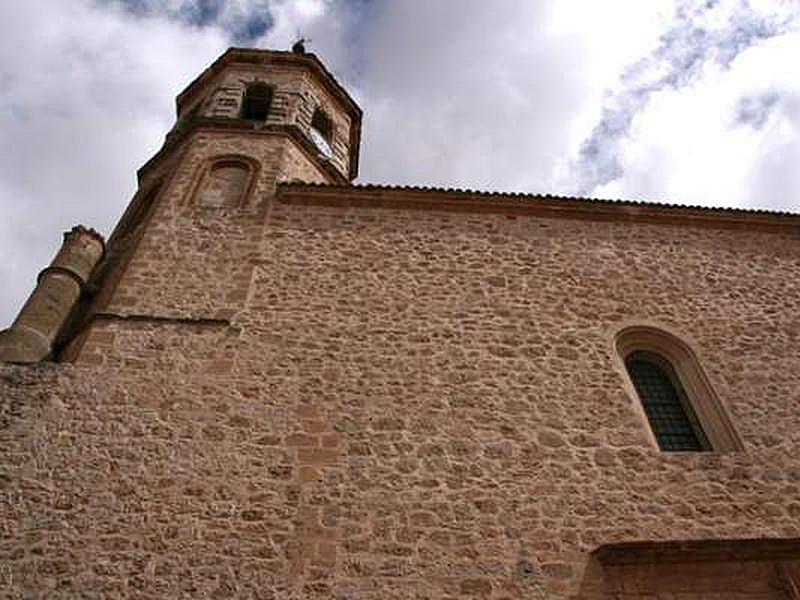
[[309, 107, 334, 156], [194, 156, 256, 208], [241, 82, 272, 121], [616, 325, 742, 452]]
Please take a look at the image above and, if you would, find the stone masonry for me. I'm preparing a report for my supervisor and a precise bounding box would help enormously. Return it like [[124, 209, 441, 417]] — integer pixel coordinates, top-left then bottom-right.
[[1, 47, 800, 599]]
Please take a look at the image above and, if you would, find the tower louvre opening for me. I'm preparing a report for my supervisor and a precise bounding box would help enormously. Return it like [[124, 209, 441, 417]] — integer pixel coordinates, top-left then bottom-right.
[[241, 82, 272, 121]]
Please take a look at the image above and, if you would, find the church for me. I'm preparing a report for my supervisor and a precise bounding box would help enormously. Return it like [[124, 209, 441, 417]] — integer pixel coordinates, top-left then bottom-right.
[[1, 46, 799, 598]]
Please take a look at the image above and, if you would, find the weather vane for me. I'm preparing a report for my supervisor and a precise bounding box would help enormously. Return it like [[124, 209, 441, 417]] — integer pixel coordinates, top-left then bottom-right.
[[292, 37, 310, 54]]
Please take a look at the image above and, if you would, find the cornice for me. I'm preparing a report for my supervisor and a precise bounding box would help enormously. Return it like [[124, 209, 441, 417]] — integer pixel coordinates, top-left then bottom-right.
[[137, 119, 350, 186], [276, 183, 800, 234]]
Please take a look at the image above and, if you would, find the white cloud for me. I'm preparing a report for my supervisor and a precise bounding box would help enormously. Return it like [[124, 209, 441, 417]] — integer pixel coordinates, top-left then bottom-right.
[[0, 0, 227, 324], [350, 0, 654, 194], [595, 26, 800, 209]]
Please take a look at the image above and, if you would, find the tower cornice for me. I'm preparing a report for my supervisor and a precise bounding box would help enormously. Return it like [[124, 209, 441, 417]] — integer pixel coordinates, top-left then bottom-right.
[[137, 119, 351, 186]]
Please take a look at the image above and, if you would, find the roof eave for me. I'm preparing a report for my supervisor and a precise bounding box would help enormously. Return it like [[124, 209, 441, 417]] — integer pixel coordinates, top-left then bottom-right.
[[276, 182, 800, 233]]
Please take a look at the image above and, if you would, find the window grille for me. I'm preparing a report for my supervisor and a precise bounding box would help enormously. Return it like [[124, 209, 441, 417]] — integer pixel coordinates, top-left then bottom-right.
[[626, 352, 710, 451]]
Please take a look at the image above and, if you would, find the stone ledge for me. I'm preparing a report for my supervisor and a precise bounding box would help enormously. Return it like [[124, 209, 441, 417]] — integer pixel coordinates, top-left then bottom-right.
[[594, 537, 800, 565]]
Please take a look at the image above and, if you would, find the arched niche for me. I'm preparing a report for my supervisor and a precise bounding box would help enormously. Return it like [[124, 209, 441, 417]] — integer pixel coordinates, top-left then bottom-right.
[[194, 156, 258, 209]]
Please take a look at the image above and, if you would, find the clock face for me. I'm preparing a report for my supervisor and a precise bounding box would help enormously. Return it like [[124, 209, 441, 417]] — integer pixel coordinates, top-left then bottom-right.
[[309, 126, 333, 158]]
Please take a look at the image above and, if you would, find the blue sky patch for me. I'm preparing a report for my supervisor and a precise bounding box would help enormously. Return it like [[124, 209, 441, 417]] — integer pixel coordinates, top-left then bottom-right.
[[177, 0, 222, 27], [232, 12, 273, 43], [735, 91, 781, 128], [98, 0, 274, 43]]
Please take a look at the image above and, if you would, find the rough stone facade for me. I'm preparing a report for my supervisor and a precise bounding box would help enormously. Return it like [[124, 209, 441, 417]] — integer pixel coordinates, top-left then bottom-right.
[[2, 48, 800, 599]]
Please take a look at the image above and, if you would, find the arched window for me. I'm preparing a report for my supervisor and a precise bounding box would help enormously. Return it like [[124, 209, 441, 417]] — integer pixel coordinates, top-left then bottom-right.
[[625, 351, 709, 451], [309, 107, 334, 156], [241, 83, 272, 121], [196, 158, 254, 208], [616, 326, 742, 452]]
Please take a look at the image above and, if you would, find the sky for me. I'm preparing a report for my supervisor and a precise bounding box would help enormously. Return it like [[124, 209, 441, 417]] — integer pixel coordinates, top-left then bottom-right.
[[1, 0, 799, 326]]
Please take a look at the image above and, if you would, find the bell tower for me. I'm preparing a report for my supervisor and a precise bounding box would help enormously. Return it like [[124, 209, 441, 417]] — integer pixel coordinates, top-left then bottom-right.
[[45, 47, 362, 362], [168, 47, 361, 185]]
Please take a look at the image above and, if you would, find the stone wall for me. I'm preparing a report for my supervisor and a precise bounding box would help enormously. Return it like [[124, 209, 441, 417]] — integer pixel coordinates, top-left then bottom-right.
[[89, 130, 327, 326], [2, 193, 800, 598]]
